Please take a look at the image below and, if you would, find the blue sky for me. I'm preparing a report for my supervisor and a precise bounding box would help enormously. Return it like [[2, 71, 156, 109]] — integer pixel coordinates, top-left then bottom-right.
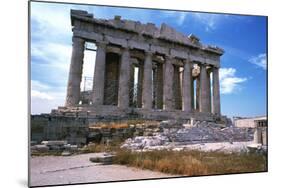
[[30, 2, 267, 117]]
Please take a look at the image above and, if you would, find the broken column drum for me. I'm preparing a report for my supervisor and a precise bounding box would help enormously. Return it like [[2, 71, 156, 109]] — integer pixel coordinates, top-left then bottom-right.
[[63, 10, 224, 120]]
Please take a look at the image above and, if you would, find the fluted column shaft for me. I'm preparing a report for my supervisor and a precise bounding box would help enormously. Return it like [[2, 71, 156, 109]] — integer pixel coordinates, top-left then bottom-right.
[[163, 56, 174, 110], [206, 69, 211, 112], [92, 42, 106, 105], [129, 65, 135, 106], [118, 48, 131, 108], [65, 37, 85, 107], [196, 77, 200, 111], [182, 59, 192, 112], [212, 67, 221, 115], [137, 65, 143, 108], [142, 51, 153, 109], [199, 65, 209, 112], [156, 64, 163, 109]]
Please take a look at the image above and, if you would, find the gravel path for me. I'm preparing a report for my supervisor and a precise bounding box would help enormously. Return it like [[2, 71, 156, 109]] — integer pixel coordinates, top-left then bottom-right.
[[30, 153, 174, 187]]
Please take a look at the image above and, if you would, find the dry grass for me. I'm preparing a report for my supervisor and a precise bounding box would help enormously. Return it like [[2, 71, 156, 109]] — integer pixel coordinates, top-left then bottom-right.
[[113, 149, 267, 176], [89, 119, 159, 129], [79, 142, 122, 153], [31, 151, 62, 156]]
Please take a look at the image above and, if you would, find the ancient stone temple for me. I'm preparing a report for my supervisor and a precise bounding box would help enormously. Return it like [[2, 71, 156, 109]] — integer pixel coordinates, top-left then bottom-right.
[[53, 9, 224, 121]]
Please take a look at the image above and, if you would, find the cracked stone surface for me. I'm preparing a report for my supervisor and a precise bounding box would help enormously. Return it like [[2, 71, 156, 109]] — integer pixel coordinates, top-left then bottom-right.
[[30, 153, 174, 187]]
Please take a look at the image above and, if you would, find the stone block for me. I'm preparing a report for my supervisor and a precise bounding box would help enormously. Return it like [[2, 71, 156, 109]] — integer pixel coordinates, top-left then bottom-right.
[[89, 154, 115, 165], [124, 20, 136, 31], [61, 151, 72, 156], [70, 145, 78, 151], [105, 35, 127, 47], [34, 145, 49, 152], [41, 140, 67, 146], [49, 145, 62, 151]]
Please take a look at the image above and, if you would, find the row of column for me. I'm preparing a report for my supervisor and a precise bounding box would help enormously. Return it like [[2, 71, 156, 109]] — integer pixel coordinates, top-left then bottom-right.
[[65, 37, 221, 115]]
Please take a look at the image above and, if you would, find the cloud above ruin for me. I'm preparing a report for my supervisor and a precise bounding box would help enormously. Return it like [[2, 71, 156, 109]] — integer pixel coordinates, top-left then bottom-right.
[[31, 80, 66, 114], [191, 13, 228, 32], [219, 68, 247, 94], [248, 53, 267, 70]]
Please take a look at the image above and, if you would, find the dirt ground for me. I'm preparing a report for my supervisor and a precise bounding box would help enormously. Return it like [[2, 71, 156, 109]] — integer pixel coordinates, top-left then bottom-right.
[[29, 153, 174, 187]]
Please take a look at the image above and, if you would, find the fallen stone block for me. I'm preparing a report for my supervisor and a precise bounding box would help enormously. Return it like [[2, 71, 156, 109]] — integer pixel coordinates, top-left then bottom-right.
[[89, 154, 115, 165], [61, 150, 71, 156], [70, 145, 78, 151], [247, 143, 262, 153], [41, 140, 67, 146], [34, 144, 49, 152], [49, 145, 62, 151]]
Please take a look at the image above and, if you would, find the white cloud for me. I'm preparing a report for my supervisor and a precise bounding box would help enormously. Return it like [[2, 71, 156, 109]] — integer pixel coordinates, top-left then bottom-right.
[[219, 68, 247, 94], [31, 42, 72, 71], [31, 80, 66, 114], [160, 10, 187, 26], [31, 80, 50, 91], [31, 3, 73, 39], [31, 90, 54, 100], [177, 12, 187, 25], [249, 53, 267, 70], [30, 3, 99, 114], [191, 13, 228, 31]]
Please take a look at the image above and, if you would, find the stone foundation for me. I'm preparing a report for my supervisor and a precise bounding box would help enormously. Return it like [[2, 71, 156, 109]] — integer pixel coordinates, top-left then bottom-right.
[[51, 105, 221, 122]]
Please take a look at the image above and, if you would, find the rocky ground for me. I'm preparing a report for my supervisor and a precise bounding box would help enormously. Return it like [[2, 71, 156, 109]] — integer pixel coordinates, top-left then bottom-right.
[[30, 153, 175, 187], [121, 120, 258, 153], [30, 120, 266, 187]]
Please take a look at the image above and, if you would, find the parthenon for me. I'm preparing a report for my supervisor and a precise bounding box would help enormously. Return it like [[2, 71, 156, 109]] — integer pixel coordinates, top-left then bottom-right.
[[56, 9, 224, 121]]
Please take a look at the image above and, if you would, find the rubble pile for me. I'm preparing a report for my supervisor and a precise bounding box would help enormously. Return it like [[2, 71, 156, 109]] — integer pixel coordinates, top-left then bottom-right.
[[121, 120, 254, 151], [31, 140, 78, 155]]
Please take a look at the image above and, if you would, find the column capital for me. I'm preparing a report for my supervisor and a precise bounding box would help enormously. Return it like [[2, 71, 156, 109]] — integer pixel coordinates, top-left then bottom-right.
[[183, 58, 192, 64], [199, 63, 207, 69], [72, 37, 85, 49], [121, 46, 130, 53], [164, 54, 173, 61], [212, 66, 219, 71], [95, 41, 108, 49], [72, 36, 84, 43], [144, 50, 153, 56]]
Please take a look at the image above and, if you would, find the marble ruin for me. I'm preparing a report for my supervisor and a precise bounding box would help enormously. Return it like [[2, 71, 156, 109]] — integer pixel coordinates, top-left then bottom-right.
[[31, 10, 268, 152], [52, 9, 224, 122]]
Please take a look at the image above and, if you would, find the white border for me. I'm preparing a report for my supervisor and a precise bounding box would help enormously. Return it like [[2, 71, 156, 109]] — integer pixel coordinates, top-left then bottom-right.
[[1, 0, 280, 188]]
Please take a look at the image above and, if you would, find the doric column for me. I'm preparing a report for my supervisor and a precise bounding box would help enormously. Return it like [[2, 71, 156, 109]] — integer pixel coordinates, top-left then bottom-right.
[[65, 37, 85, 107], [206, 68, 211, 112], [196, 77, 200, 111], [199, 64, 209, 113], [212, 67, 221, 115], [152, 68, 157, 108], [92, 42, 106, 105], [191, 77, 195, 110], [118, 48, 131, 108], [173, 66, 182, 110], [137, 64, 143, 108], [182, 59, 192, 112], [129, 64, 135, 106], [156, 63, 163, 109], [163, 56, 174, 110], [142, 51, 153, 109]]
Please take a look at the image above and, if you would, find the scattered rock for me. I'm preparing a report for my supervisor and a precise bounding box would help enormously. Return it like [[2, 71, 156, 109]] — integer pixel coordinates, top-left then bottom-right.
[[70, 145, 78, 151], [122, 120, 255, 152], [89, 154, 115, 165], [34, 145, 49, 152], [41, 140, 67, 146], [61, 151, 71, 156]]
